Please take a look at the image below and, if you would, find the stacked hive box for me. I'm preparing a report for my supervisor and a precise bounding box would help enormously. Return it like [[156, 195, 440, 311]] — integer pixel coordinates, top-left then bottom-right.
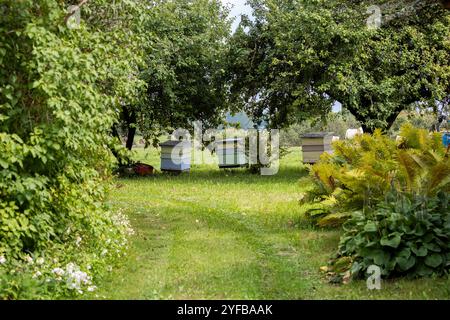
[[159, 140, 191, 172], [301, 132, 334, 164], [216, 138, 247, 168]]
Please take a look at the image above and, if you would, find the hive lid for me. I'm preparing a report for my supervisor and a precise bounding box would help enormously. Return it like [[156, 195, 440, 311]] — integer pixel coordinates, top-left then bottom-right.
[[159, 140, 191, 148], [301, 132, 334, 138]]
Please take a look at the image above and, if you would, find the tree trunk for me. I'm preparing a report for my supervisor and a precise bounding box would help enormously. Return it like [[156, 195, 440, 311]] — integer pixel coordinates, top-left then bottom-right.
[[123, 107, 137, 151], [111, 125, 121, 142], [345, 103, 402, 134], [110, 125, 128, 166], [385, 109, 402, 132]]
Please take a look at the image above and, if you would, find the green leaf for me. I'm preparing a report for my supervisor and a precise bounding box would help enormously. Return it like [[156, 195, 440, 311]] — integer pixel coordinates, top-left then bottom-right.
[[396, 255, 416, 271], [380, 233, 401, 248], [0, 159, 9, 169], [411, 246, 428, 257], [424, 242, 441, 253], [364, 221, 377, 232], [424, 254, 443, 268]]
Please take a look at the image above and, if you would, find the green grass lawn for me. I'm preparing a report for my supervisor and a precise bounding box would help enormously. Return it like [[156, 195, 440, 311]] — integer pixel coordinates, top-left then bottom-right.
[[93, 147, 450, 300]]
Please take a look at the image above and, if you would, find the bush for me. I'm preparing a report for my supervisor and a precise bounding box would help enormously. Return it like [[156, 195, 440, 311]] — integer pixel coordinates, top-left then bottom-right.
[[304, 124, 450, 279], [302, 124, 449, 227], [337, 191, 449, 278], [0, 0, 143, 298]]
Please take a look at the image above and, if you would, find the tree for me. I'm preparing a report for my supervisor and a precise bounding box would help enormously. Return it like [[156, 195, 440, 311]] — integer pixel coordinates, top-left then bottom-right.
[[228, 0, 450, 132], [116, 0, 232, 150]]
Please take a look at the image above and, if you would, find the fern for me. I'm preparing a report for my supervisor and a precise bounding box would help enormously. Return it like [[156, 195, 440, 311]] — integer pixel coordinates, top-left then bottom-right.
[[305, 124, 450, 227]]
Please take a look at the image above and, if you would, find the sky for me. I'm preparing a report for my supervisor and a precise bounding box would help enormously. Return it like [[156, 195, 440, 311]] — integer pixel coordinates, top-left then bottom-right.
[[221, 0, 253, 31]]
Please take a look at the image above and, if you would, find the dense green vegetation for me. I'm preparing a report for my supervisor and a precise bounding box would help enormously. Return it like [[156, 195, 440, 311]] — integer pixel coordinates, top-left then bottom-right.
[[1, 0, 449, 299], [0, 0, 146, 298], [90, 147, 450, 299], [117, 0, 232, 149], [228, 0, 450, 132], [304, 125, 449, 280]]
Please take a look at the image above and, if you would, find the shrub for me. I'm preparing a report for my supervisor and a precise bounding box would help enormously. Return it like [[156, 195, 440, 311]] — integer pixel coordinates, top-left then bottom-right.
[[302, 124, 449, 227], [304, 124, 450, 279], [0, 0, 143, 298], [336, 190, 450, 278]]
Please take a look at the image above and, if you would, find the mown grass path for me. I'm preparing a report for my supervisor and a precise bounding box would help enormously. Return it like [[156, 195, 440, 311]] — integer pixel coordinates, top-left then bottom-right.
[[94, 148, 450, 299]]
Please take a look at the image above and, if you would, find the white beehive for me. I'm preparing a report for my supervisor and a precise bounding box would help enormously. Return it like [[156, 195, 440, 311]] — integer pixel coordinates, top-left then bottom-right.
[[216, 138, 247, 168]]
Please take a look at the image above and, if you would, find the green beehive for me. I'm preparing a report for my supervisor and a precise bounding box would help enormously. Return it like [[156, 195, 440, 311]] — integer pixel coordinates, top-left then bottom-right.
[[301, 132, 334, 164], [216, 138, 247, 168]]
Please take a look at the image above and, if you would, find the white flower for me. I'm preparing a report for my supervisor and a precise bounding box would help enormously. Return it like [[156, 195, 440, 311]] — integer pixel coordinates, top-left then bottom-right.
[[101, 249, 108, 256], [66, 269, 91, 291], [25, 255, 33, 264], [66, 262, 76, 274], [52, 267, 65, 276], [36, 257, 44, 265], [87, 286, 97, 292], [32, 271, 42, 278], [0, 256, 6, 264], [87, 265, 92, 270], [76, 236, 82, 246], [68, 282, 78, 289]]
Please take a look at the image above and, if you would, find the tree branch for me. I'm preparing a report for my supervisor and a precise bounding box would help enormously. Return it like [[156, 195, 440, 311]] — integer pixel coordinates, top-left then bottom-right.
[[64, 0, 89, 25]]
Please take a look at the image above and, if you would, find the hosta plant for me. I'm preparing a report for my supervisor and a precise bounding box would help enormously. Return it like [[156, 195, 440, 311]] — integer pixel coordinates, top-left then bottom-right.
[[332, 190, 450, 279]]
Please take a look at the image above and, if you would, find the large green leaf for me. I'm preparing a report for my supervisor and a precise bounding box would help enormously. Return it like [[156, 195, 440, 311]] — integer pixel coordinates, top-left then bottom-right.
[[411, 246, 428, 257], [424, 254, 443, 268], [380, 233, 401, 248], [396, 256, 416, 271], [364, 221, 377, 232]]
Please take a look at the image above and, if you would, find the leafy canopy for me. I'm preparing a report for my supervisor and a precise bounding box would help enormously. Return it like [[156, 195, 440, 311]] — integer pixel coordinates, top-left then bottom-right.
[[228, 0, 450, 132]]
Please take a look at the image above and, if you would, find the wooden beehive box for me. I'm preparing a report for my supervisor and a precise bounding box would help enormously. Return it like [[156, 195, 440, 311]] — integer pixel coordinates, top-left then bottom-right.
[[216, 138, 247, 168], [301, 132, 334, 164], [159, 140, 191, 172]]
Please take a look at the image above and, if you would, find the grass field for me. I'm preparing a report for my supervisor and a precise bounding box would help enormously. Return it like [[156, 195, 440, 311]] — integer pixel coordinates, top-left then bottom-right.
[[92, 147, 450, 300]]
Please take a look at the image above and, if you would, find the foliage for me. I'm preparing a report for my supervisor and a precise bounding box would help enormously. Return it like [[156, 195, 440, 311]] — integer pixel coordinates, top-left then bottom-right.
[[228, 0, 450, 132], [0, 0, 140, 298], [335, 190, 450, 279], [389, 109, 445, 137], [305, 124, 450, 279], [280, 110, 360, 147], [118, 0, 232, 148], [303, 124, 450, 227]]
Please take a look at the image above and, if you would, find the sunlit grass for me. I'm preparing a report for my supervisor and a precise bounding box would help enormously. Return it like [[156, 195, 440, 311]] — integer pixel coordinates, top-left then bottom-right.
[[93, 147, 450, 300]]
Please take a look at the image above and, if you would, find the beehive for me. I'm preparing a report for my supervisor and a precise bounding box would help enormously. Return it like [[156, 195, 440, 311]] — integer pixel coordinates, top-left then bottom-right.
[[301, 132, 334, 164], [216, 138, 247, 168], [443, 132, 450, 148], [159, 140, 191, 172]]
